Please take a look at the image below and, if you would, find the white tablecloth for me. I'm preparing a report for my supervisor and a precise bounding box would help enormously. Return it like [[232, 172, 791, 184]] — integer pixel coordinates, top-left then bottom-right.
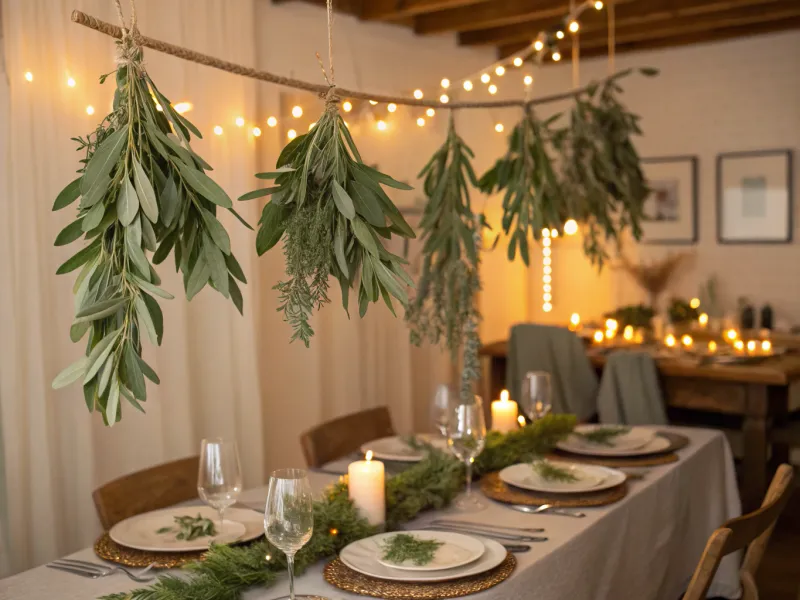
[[0, 427, 741, 600]]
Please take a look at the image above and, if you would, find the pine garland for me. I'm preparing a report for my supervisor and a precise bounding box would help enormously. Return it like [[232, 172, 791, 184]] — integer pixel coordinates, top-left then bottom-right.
[[100, 414, 575, 600]]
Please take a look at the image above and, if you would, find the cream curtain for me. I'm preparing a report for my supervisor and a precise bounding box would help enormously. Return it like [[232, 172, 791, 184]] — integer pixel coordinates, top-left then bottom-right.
[[0, 0, 447, 575]]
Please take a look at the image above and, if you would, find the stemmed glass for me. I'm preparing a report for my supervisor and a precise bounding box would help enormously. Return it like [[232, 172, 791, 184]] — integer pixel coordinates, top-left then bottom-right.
[[520, 371, 552, 423], [197, 438, 243, 532], [446, 395, 487, 512], [431, 384, 455, 437], [264, 469, 328, 600]]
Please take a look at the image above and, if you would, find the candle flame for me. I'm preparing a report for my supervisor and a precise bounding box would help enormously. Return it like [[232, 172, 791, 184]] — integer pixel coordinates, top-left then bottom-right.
[[762, 340, 772, 352], [734, 339, 744, 351], [500, 389, 509, 403], [747, 340, 756, 352], [605, 318, 618, 331], [708, 340, 717, 352], [681, 335, 693, 347], [665, 334, 676, 348], [698, 313, 709, 326], [593, 330, 604, 343], [365, 450, 373, 462], [623, 325, 634, 341], [726, 329, 738, 341]]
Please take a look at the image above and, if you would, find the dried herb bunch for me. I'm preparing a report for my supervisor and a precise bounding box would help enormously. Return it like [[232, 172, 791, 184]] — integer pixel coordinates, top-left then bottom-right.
[[247, 97, 415, 346], [406, 118, 484, 403], [51, 38, 247, 425]]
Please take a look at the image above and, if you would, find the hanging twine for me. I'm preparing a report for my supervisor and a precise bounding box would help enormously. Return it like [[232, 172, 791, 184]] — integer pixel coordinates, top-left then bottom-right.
[[608, 0, 616, 74], [570, 0, 579, 88], [113, 0, 141, 65]]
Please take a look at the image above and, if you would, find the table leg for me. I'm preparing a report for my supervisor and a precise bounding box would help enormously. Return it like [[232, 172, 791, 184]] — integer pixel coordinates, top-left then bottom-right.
[[742, 384, 769, 511]]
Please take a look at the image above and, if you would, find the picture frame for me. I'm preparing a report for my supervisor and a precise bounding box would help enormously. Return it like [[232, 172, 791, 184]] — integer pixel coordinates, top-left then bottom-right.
[[640, 156, 698, 244], [716, 149, 793, 244]]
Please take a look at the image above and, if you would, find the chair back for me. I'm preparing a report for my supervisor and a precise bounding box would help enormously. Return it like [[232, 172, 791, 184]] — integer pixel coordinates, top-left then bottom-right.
[[92, 456, 200, 530], [684, 464, 794, 600], [300, 406, 395, 468]]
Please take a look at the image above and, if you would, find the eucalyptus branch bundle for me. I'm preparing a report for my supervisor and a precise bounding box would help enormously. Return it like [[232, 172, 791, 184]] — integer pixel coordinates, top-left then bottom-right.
[[246, 97, 415, 346], [406, 119, 485, 402], [51, 38, 247, 425]]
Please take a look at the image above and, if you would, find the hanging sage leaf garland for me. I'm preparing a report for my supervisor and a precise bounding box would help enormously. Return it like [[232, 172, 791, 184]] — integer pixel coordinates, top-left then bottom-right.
[[51, 38, 248, 425], [244, 95, 415, 346]]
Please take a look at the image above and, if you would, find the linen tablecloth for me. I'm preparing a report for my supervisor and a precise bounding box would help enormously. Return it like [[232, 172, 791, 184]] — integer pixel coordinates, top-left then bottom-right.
[[0, 427, 742, 600]]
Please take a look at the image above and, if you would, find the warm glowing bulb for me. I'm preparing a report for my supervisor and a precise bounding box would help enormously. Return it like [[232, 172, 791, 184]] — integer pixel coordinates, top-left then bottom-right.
[[387, 103, 397, 113], [570, 313, 580, 326], [377, 120, 387, 131], [518, 415, 526, 426], [594, 331, 604, 343], [543, 284, 552, 292], [441, 78, 450, 89], [606, 319, 619, 331], [543, 275, 552, 283], [524, 75, 533, 86], [342, 101, 353, 112], [564, 219, 578, 235], [556, 30, 565, 39], [543, 257, 551, 266], [413, 89, 423, 99], [252, 126, 262, 137], [24, 71, 33, 82], [708, 341, 717, 352], [542, 228, 551, 237], [173, 102, 192, 114], [85, 105, 95, 115], [417, 117, 426, 127], [762, 340, 772, 352], [552, 51, 562, 61], [67, 77, 76, 88], [287, 129, 297, 140], [746, 340, 756, 353], [665, 334, 676, 348], [690, 297, 700, 309], [543, 293, 552, 302], [543, 237, 551, 247], [623, 325, 634, 341], [308, 122, 317, 131], [292, 105, 303, 118], [427, 108, 435, 117], [235, 116, 245, 127], [543, 247, 551, 257], [440, 94, 449, 103], [488, 84, 498, 95], [551, 229, 559, 238], [726, 329, 738, 341], [500, 389, 509, 403], [463, 80, 473, 91], [681, 335, 693, 347], [605, 329, 616, 340], [534, 40, 544, 51], [267, 116, 278, 127], [369, 100, 378, 106], [543, 303, 553, 312], [569, 21, 580, 33], [213, 125, 223, 135], [495, 66, 505, 76], [699, 313, 709, 326], [513, 57, 523, 67], [595, 1, 604, 9], [481, 73, 491, 84], [365, 450, 373, 462], [543, 266, 552, 275], [494, 123, 504, 133], [734, 339, 745, 351]]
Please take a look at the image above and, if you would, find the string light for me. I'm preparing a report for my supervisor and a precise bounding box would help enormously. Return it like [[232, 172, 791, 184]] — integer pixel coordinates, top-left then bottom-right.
[[291, 106, 303, 118], [556, 30, 565, 40], [287, 129, 297, 140], [252, 126, 262, 137], [67, 77, 76, 88], [544, 233, 554, 311], [463, 80, 473, 91], [551, 229, 559, 238], [543, 303, 552, 312], [426, 108, 435, 117], [235, 116, 245, 127], [488, 84, 498, 95], [413, 89, 423, 99], [494, 123, 504, 133], [342, 101, 352, 112], [377, 120, 387, 131], [524, 75, 533, 86], [495, 66, 505, 76], [387, 103, 397, 113], [747, 340, 757, 353], [417, 117, 425, 127], [267, 116, 277, 127], [595, 1, 604, 9], [480, 73, 491, 84], [762, 340, 772, 352], [533, 40, 544, 51], [24, 71, 33, 82], [213, 125, 223, 135], [85, 105, 95, 115], [173, 102, 192, 114], [543, 247, 551, 257], [440, 94, 449, 103], [513, 57, 523, 67], [564, 219, 578, 235], [552, 51, 562, 61], [369, 100, 378, 105], [543, 228, 550, 238], [441, 78, 450, 89], [569, 21, 580, 33], [690, 297, 700, 309]]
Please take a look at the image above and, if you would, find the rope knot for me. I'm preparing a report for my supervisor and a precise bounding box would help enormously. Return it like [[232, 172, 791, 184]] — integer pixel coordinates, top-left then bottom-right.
[[324, 86, 340, 107]]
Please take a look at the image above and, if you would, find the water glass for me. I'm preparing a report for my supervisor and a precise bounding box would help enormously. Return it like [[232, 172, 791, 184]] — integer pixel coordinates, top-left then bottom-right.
[[197, 438, 242, 530], [446, 395, 487, 512], [520, 371, 552, 422], [431, 384, 455, 437]]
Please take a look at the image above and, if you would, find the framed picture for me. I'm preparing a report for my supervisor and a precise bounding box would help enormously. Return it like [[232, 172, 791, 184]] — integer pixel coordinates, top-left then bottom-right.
[[640, 156, 698, 244], [717, 149, 793, 244]]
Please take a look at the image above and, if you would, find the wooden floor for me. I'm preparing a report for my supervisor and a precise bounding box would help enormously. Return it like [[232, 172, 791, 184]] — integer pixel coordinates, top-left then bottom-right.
[[756, 478, 800, 599]]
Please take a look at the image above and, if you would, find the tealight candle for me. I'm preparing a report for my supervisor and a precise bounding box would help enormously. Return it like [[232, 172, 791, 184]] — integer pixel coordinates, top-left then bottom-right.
[[593, 330, 605, 344], [698, 313, 709, 328], [734, 339, 745, 353], [726, 329, 738, 342], [746, 340, 757, 354], [491, 390, 519, 433], [708, 340, 717, 353], [665, 334, 676, 348], [623, 325, 634, 341], [348, 451, 385, 526], [569, 313, 581, 331], [681, 334, 693, 348], [762, 340, 772, 353]]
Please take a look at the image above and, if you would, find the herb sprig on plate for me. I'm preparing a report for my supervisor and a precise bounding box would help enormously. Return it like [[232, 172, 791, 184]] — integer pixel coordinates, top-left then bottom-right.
[[381, 534, 444, 566], [575, 427, 631, 447], [156, 514, 217, 541], [531, 459, 579, 483]]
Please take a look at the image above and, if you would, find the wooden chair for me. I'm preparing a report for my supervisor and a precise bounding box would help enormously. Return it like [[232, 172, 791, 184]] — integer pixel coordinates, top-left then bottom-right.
[[93, 456, 200, 529], [684, 464, 795, 600], [300, 407, 395, 468]]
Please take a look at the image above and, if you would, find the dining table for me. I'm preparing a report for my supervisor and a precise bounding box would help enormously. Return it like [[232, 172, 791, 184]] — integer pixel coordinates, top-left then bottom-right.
[[0, 426, 741, 600]]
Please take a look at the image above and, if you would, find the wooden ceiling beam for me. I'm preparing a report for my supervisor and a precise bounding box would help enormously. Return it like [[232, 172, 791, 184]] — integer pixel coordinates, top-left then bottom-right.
[[361, 0, 488, 21], [461, 0, 786, 47]]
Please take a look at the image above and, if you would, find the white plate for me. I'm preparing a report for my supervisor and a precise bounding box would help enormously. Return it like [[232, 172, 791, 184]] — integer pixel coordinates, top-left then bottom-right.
[[557, 430, 672, 457], [499, 462, 625, 493], [569, 425, 655, 451], [361, 435, 449, 462], [340, 534, 506, 582], [110, 506, 263, 552], [375, 531, 484, 571]]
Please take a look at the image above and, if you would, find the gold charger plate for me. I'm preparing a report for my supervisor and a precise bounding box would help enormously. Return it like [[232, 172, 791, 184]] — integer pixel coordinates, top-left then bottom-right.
[[95, 532, 205, 568], [324, 553, 516, 599], [480, 471, 628, 507], [552, 431, 689, 468]]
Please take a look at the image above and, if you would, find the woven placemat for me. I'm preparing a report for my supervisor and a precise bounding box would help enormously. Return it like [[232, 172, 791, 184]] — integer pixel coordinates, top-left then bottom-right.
[[324, 553, 516, 599], [94, 532, 204, 568], [552, 431, 689, 468], [480, 472, 628, 507]]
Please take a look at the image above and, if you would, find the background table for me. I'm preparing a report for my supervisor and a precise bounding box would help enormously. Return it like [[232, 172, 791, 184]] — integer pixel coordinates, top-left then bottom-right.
[[0, 428, 741, 600]]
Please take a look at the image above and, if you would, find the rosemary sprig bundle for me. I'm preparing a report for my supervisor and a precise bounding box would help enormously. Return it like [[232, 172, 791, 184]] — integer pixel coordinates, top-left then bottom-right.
[[574, 426, 631, 446], [156, 514, 217, 541], [381, 534, 444, 566], [51, 39, 247, 425], [531, 459, 579, 483], [245, 100, 415, 346]]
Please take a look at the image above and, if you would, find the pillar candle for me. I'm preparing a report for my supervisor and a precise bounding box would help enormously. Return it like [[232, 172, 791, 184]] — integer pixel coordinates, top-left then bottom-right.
[[348, 451, 385, 526], [491, 390, 519, 433]]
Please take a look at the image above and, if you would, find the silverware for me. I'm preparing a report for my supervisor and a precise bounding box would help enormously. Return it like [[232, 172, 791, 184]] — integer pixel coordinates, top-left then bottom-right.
[[508, 504, 586, 518], [419, 525, 547, 542], [428, 518, 544, 533], [502, 543, 531, 553], [47, 559, 156, 582]]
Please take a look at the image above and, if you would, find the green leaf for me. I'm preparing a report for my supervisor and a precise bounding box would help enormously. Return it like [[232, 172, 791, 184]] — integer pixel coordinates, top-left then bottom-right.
[[202, 233, 229, 297], [75, 296, 126, 323], [53, 178, 81, 211], [331, 180, 356, 219], [141, 214, 157, 251], [255, 166, 296, 179], [348, 180, 385, 227], [135, 295, 158, 345], [52, 356, 89, 389], [358, 163, 413, 190], [238, 187, 278, 201], [84, 329, 121, 383], [127, 214, 142, 248], [225, 253, 247, 284], [105, 377, 120, 427], [136, 354, 160, 384], [83, 379, 97, 412], [199, 208, 232, 255], [82, 200, 107, 232], [80, 128, 126, 199], [334, 220, 349, 279], [229, 276, 244, 315], [372, 256, 408, 305], [70, 321, 91, 343], [125, 344, 147, 399], [132, 157, 159, 222], [142, 293, 164, 346], [55, 219, 85, 246], [117, 177, 140, 226], [153, 231, 177, 265], [227, 207, 253, 231], [121, 385, 146, 413], [125, 232, 151, 279], [352, 217, 380, 256], [131, 275, 174, 300], [186, 254, 210, 300], [56, 237, 101, 274], [177, 162, 232, 208], [98, 354, 116, 396], [160, 174, 180, 227], [79, 175, 110, 210], [256, 202, 288, 255]]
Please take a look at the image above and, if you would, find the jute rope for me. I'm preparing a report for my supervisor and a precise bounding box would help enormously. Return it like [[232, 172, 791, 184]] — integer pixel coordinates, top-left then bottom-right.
[[71, 9, 628, 110]]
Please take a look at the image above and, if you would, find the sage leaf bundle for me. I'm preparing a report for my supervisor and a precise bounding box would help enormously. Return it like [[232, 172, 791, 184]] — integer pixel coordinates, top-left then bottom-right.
[[52, 41, 247, 425], [245, 101, 415, 346]]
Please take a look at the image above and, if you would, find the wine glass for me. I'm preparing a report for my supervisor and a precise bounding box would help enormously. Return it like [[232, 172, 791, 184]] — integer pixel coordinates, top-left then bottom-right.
[[446, 395, 487, 512], [264, 469, 327, 600], [197, 438, 243, 532], [431, 384, 455, 437], [520, 371, 552, 423]]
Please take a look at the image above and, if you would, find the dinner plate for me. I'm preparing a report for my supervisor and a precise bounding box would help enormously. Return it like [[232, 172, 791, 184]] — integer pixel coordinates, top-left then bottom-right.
[[557, 427, 671, 457], [360, 434, 449, 462], [374, 531, 484, 571], [340, 534, 506, 582], [499, 462, 625, 493], [568, 425, 655, 452], [110, 506, 263, 552]]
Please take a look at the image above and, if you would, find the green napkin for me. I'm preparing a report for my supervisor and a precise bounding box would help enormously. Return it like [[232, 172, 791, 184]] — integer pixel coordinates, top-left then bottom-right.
[[597, 350, 667, 425]]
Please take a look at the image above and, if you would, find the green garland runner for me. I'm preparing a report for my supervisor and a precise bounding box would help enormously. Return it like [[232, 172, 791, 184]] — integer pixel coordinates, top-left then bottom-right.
[[101, 414, 575, 600]]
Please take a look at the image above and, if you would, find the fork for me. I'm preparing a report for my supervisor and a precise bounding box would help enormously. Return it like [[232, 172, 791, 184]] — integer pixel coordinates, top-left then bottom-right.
[[47, 558, 156, 582], [509, 504, 586, 518]]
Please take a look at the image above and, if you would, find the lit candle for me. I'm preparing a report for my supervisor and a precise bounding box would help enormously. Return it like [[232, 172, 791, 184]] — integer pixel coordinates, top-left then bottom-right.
[[726, 329, 738, 342], [746, 340, 757, 354], [605, 328, 617, 340], [491, 390, 519, 433], [734, 339, 745, 353], [605, 319, 618, 332], [761, 340, 772, 353], [348, 451, 385, 526], [681, 334, 693, 348], [569, 313, 581, 331], [623, 325, 634, 341], [593, 330, 604, 344], [698, 313, 709, 328], [708, 340, 717, 353], [665, 334, 676, 348]]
